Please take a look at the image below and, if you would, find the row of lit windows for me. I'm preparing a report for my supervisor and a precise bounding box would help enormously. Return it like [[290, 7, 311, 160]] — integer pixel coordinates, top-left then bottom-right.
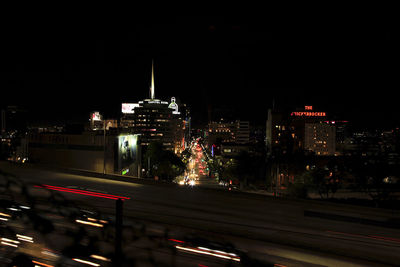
[[209, 129, 231, 133], [136, 119, 170, 123], [135, 124, 168, 127]]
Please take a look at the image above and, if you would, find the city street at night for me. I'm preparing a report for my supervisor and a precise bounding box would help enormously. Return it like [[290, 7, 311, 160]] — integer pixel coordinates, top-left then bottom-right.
[[180, 140, 219, 189], [1, 12, 398, 266]]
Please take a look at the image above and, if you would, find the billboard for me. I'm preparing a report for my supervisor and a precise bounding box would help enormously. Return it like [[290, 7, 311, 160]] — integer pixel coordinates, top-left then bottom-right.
[[91, 111, 102, 121], [117, 135, 138, 172], [122, 103, 140, 114]]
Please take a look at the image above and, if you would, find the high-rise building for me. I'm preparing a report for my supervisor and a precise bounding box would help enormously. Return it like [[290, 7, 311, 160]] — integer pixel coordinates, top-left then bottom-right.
[[120, 61, 187, 154]]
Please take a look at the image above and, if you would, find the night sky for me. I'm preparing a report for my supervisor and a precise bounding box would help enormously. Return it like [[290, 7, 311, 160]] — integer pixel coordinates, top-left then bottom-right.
[[1, 13, 398, 129]]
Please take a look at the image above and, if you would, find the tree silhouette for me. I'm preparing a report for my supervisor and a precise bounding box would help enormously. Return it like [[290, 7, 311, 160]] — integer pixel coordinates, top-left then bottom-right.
[[144, 141, 186, 181]]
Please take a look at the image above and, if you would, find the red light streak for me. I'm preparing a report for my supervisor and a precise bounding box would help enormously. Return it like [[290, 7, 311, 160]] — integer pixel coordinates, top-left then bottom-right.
[[168, 238, 185, 243], [43, 184, 130, 199], [34, 185, 130, 200], [369, 235, 400, 243], [326, 230, 400, 244]]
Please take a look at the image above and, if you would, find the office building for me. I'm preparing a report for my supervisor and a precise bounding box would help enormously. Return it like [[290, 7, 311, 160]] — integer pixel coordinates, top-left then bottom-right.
[[120, 61, 187, 154]]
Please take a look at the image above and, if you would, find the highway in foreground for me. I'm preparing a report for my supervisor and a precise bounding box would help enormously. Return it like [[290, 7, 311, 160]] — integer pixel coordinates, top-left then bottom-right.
[[2, 161, 400, 266]]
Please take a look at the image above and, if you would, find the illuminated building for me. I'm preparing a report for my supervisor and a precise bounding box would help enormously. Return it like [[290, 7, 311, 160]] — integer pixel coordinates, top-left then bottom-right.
[[266, 105, 335, 156], [207, 119, 236, 146], [235, 121, 250, 144], [120, 61, 187, 154], [88, 111, 118, 131], [304, 122, 336, 155], [207, 119, 250, 157], [89, 111, 103, 130]]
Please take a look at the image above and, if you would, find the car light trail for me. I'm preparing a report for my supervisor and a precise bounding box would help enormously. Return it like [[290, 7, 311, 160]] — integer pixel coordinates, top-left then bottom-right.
[[41, 248, 59, 258], [17, 234, 34, 243], [32, 260, 54, 267], [34, 184, 130, 200], [7, 207, 21, 211], [1, 237, 19, 244], [0, 212, 11, 217], [175, 245, 240, 262], [1, 241, 18, 247], [75, 219, 104, 227], [169, 238, 185, 243], [326, 230, 400, 244], [72, 258, 100, 266], [90, 254, 111, 262]]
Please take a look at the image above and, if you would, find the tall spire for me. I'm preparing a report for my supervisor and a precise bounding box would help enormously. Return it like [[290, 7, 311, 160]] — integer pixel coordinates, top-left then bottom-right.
[[150, 60, 155, 99]]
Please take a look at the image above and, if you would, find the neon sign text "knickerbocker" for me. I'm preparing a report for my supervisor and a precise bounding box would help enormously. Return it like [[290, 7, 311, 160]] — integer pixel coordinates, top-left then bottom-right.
[[291, 112, 326, 117]]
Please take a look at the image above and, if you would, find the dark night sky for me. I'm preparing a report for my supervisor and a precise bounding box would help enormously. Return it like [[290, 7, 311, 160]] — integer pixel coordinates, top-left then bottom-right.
[[0, 12, 398, 129]]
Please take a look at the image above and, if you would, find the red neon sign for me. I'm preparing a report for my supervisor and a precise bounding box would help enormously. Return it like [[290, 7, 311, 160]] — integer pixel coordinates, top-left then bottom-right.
[[305, 106, 313, 110], [291, 112, 326, 117]]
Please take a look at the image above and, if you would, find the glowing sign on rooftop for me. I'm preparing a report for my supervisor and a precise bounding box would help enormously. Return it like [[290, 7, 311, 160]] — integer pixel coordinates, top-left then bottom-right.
[[291, 111, 326, 117]]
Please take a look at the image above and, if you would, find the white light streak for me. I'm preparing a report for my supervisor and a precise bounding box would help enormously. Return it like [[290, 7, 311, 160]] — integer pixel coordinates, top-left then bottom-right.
[[90, 254, 111, 262], [17, 237, 34, 243], [17, 234, 33, 240], [75, 219, 104, 228], [1, 238, 20, 244], [7, 207, 20, 211], [72, 258, 100, 266], [175, 245, 240, 262], [1, 241, 18, 247]]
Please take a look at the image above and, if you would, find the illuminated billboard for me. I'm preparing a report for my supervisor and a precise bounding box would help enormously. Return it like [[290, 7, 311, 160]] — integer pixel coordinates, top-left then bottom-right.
[[90, 111, 102, 121], [122, 103, 140, 114], [116, 135, 138, 172]]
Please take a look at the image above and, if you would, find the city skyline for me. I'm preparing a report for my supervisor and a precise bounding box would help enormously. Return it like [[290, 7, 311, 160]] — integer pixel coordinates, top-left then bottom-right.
[[1, 14, 397, 129], [2, 13, 400, 267]]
